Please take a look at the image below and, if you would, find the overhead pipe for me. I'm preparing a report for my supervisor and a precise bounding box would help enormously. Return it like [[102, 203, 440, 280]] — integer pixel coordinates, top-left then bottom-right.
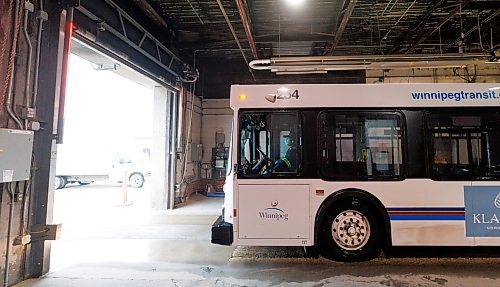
[[270, 61, 476, 72], [249, 53, 492, 74], [249, 59, 271, 70], [33, 0, 48, 112], [22, 1, 35, 129], [6, 65, 24, 130], [252, 53, 490, 63]]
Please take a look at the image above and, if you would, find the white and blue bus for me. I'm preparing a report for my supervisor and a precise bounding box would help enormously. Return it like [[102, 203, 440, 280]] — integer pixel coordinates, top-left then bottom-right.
[[212, 83, 500, 261]]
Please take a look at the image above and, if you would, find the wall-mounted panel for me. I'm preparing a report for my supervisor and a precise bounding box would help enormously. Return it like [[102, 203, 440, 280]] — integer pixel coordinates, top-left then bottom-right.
[[0, 129, 34, 182]]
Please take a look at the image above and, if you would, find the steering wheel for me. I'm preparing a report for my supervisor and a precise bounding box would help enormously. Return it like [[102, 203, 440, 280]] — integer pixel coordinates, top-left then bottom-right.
[[252, 148, 269, 173]]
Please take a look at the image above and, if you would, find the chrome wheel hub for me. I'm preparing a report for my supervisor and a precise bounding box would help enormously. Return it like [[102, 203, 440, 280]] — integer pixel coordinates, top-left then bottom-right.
[[129, 174, 143, 187], [331, 210, 370, 251]]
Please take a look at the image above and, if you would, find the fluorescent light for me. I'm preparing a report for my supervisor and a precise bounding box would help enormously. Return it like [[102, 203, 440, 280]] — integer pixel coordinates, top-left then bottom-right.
[[276, 71, 327, 75], [284, 0, 306, 8], [489, 87, 500, 91]]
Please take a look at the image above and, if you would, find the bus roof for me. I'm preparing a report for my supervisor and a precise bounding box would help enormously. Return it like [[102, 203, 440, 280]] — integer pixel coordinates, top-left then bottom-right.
[[230, 83, 500, 110]]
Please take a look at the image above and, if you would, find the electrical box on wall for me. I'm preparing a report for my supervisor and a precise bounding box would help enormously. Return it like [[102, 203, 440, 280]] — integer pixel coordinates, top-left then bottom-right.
[[191, 143, 203, 162], [0, 129, 34, 183]]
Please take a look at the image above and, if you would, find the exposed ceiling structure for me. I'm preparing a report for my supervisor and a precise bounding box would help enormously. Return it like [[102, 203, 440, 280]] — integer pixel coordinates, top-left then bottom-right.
[[145, 0, 500, 60], [99, 0, 500, 98]]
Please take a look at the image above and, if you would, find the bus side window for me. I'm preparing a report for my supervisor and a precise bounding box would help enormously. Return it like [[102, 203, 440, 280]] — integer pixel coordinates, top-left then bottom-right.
[[486, 131, 500, 176], [429, 113, 500, 180], [320, 112, 403, 179]]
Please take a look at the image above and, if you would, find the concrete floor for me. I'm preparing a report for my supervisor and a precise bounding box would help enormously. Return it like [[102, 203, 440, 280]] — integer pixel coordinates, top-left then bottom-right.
[[14, 182, 500, 287]]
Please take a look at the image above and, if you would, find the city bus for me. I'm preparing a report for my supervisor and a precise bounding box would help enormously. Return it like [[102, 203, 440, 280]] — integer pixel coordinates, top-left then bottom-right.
[[211, 83, 500, 261]]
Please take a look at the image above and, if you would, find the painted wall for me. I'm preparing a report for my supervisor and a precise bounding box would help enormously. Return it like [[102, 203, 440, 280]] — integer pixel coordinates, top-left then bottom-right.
[[366, 64, 500, 84], [200, 99, 233, 179], [1, 1, 39, 285]]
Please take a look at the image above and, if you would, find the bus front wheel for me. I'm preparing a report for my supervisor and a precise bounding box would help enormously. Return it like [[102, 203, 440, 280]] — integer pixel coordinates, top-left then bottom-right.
[[319, 200, 381, 262]]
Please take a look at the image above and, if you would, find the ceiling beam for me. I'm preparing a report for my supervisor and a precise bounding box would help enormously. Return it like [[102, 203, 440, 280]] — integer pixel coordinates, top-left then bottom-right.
[[133, 0, 169, 30], [215, 0, 255, 79], [324, 0, 357, 55], [389, 0, 446, 54], [235, 0, 258, 59], [404, 0, 471, 53]]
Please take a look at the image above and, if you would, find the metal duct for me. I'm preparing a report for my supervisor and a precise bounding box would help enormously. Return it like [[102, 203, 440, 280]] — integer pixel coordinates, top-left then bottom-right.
[[249, 53, 493, 74]]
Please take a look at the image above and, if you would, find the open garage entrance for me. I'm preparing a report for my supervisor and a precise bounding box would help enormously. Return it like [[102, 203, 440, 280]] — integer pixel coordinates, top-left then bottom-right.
[[55, 43, 154, 191], [48, 39, 235, 271]]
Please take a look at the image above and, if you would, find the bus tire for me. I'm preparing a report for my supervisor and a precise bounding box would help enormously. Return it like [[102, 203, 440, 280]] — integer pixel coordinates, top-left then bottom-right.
[[319, 200, 381, 262]]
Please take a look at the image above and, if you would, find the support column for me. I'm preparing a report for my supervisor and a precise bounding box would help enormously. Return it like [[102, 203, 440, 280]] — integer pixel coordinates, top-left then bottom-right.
[[151, 86, 170, 210], [168, 90, 178, 210], [27, 1, 66, 278]]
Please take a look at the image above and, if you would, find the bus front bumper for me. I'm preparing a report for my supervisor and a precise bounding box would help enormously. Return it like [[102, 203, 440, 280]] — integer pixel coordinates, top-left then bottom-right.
[[211, 215, 233, 246]]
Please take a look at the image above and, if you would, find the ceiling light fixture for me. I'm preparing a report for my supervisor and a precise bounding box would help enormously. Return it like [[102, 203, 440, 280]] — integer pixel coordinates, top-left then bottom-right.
[[284, 0, 306, 8]]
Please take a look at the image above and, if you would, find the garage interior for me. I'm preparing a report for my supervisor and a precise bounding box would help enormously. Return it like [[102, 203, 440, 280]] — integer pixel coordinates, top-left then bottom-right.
[[1, 0, 500, 286]]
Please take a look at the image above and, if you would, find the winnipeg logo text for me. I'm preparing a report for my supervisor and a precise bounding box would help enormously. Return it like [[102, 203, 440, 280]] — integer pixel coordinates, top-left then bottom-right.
[[259, 207, 289, 221]]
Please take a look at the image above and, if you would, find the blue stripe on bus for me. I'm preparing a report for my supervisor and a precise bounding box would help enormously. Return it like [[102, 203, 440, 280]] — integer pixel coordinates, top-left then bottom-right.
[[386, 207, 466, 221], [389, 215, 465, 221], [386, 207, 465, 212]]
